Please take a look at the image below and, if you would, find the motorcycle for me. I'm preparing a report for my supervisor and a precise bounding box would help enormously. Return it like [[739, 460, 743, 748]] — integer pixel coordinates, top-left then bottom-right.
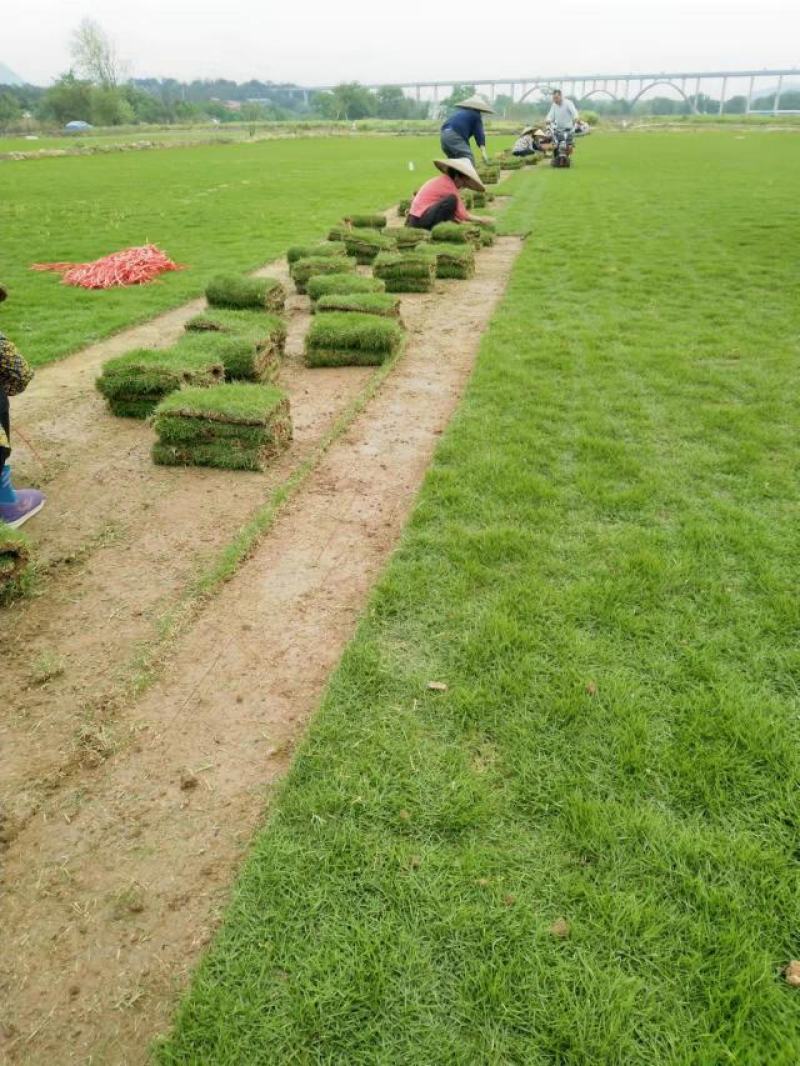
[[550, 124, 575, 168]]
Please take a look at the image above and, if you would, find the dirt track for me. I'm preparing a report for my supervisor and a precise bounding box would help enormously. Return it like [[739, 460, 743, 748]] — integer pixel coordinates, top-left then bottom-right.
[[1, 222, 522, 1063]]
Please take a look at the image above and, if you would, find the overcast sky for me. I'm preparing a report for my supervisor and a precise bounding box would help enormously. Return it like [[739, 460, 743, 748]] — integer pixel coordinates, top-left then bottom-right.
[[5, 0, 799, 87]]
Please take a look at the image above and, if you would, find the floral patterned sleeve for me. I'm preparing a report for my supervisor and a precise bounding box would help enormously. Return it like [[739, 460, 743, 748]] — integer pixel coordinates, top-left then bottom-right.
[[0, 332, 34, 397]]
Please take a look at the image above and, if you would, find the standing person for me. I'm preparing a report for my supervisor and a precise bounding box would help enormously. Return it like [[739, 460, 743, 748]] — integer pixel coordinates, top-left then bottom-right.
[[546, 88, 578, 132], [440, 94, 493, 165], [0, 286, 45, 529], [406, 158, 489, 231]]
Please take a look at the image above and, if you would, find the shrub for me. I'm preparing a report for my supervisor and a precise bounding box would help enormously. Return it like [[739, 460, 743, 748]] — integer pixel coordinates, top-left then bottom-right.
[[304, 311, 404, 367], [152, 383, 292, 471], [206, 274, 286, 312], [307, 273, 386, 302]]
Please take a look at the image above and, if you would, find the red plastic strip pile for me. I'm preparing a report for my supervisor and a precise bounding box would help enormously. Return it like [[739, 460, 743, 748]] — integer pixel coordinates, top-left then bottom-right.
[[32, 244, 182, 289]]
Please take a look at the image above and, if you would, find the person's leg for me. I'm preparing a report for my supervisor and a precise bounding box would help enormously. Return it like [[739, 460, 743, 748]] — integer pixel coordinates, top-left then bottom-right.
[[416, 194, 459, 230], [440, 128, 475, 162], [0, 389, 45, 528], [0, 390, 10, 478]]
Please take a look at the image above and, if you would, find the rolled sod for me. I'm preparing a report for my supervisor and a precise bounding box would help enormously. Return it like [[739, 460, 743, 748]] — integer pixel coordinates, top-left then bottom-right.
[[476, 164, 501, 185], [500, 156, 524, 170], [0, 520, 31, 594], [206, 274, 286, 312], [342, 213, 387, 230], [290, 255, 356, 295], [342, 228, 397, 264], [460, 189, 475, 209], [185, 309, 287, 381], [96, 345, 225, 418], [431, 221, 482, 247], [393, 227, 432, 249], [373, 250, 436, 293], [315, 292, 401, 318], [472, 191, 487, 208], [152, 383, 292, 471], [523, 154, 540, 166], [304, 312, 404, 367], [397, 198, 412, 217], [327, 224, 350, 242], [306, 273, 386, 303], [286, 241, 347, 265], [426, 243, 476, 280]]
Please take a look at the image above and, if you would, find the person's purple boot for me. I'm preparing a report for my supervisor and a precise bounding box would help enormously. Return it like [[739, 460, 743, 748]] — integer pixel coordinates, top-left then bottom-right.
[[0, 465, 45, 529]]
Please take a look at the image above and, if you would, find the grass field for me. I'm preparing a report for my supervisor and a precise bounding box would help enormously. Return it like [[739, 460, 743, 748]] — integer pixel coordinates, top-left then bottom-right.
[[156, 131, 800, 1062], [0, 135, 441, 366]]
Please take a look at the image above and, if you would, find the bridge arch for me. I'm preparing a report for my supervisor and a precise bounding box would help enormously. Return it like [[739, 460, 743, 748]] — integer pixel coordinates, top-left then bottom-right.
[[517, 82, 552, 104], [577, 88, 618, 103], [629, 79, 697, 112]]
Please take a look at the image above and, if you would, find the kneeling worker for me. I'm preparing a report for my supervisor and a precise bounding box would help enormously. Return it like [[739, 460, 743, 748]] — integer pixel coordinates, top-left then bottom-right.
[[406, 158, 489, 231]]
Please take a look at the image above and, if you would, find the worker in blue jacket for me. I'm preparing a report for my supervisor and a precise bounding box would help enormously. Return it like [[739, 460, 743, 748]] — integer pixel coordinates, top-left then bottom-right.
[[440, 94, 493, 164]]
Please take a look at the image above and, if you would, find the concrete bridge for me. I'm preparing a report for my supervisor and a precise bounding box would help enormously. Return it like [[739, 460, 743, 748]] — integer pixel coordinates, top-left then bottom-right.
[[297, 69, 800, 115]]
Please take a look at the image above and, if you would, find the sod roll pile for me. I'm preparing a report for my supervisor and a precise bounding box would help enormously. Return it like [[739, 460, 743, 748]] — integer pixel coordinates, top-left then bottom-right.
[[373, 250, 436, 294], [343, 214, 387, 230], [286, 241, 347, 265], [472, 191, 487, 208], [397, 198, 412, 217], [206, 274, 286, 312], [499, 156, 524, 170], [0, 521, 30, 596], [427, 243, 476, 280], [307, 273, 386, 303], [394, 227, 432, 249], [184, 314, 286, 382], [343, 228, 396, 264], [152, 383, 292, 471], [96, 346, 225, 418], [431, 221, 482, 247], [315, 292, 401, 318], [304, 312, 404, 367], [476, 164, 501, 185], [523, 154, 540, 166], [291, 255, 356, 295]]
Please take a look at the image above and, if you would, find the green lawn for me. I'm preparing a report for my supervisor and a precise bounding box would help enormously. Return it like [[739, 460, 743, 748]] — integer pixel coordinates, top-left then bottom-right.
[[157, 130, 800, 1063], [0, 135, 442, 366]]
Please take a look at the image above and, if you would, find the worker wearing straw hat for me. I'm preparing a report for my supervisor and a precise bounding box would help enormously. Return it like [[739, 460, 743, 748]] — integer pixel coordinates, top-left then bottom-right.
[[440, 94, 493, 164], [512, 126, 539, 157], [0, 286, 45, 529], [406, 157, 490, 231]]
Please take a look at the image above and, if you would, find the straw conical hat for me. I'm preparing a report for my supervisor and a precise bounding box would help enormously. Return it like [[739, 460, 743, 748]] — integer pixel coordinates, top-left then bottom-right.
[[522, 126, 535, 135], [433, 156, 486, 193], [456, 95, 494, 113]]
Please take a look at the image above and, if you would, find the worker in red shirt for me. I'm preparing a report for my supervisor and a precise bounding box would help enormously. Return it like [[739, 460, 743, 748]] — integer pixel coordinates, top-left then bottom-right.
[[405, 158, 490, 231]]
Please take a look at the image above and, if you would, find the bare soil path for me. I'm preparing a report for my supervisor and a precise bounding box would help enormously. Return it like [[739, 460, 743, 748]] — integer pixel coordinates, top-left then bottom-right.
[[1, 225, 521, 1064]]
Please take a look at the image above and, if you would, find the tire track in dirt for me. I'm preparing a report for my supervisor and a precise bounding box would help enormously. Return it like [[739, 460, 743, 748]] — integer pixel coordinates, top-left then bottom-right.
[[0, 232, 523, 1064]]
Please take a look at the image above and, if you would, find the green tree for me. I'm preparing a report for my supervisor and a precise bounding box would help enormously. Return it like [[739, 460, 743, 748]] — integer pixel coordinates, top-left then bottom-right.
[[90, 87, 134, 126], [441, 84, 477, 111], [70, 18, 126, 88], [36, 72, 93, 124], [0, 93, 21, 126]]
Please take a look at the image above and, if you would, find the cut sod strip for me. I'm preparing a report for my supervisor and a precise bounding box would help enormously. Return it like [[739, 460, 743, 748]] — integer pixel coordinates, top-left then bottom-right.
[[286, 241, 347, 265], [476, 163, 501, 184], [393, 227, 432, 249], [397, 197, 412, 217], [185, 309, 288, 383], [96, 345, 225, 418], [290, 255, 356, 295], [373, 249, 436, 293], [425, 243, 476, 280], [152, 382, 292, 471], [315, 292, 401, 318], [0, 521, 30, 599], [206, 274, 286, 313], [342, 228, 397, 265], [306, 273, 386, 303], [431, 221, 482, 247], [304, 311, 404, 367], [342, 213, 387, 229]]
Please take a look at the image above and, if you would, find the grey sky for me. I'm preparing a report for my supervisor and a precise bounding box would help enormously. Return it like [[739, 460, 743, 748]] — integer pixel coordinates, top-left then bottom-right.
[[5, 0, 799, 87]]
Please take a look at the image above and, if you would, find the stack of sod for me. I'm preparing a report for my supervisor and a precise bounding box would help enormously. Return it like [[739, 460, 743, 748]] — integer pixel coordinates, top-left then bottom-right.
[[425, 243, 476, 280], [304, 312, 404, 368], [96, 345, 225, 418], [0, 521, 30, 598], [373, 250, 436, 293], [393, 227, 432, 249], [477, 164, 501, 185], [342, 228, 396, 264], [327, 224, 350, 242], [499, 156, 524, 170], [152, 383, 292, 471], [472, 191, 488, 208], [315, 292, 401, 318], [286, 241, 347, 265], [184, 310, 286, 382], [397, 198, 412, 217], [523, 154, 540, 166], [460, 189, 475, 210], [431, 221, 482, 248], [290, 255, 356, 295], [342, 214, 387, 230], [307, 273, 386, 304], [206, 274, 286, 312]]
